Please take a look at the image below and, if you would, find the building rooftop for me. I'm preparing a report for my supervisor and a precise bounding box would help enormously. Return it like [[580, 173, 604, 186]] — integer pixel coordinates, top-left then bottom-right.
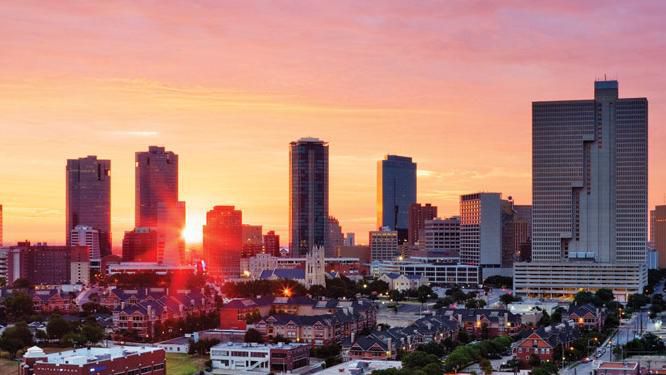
[[318, 360, 402, 375], [211, 342, 307, 351], [597, 362, 638, 370], [29, 346, 163, 366]]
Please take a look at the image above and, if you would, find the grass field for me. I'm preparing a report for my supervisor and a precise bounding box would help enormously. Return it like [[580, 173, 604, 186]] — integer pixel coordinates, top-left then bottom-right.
[[0, 358, 19, 375], [166, 353, 207, 375]]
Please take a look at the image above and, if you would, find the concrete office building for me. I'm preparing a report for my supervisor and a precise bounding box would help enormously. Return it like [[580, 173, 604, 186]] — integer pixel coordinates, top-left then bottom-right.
[[377, 155, 416, 244], [289, 138, 329, 257], [652, 205, 666, 269], [409, 203, 438, 246], [69, 225, 100, 269], [460, 193, 503, 273], [263, 230, 280, 257], [326, 216, 344, 257], [514, 81, 648, 300], [204, 205, 243, 279], [424, 216, 460, 257], [370, 227, 399, 261], [66, 156, 111, 257]]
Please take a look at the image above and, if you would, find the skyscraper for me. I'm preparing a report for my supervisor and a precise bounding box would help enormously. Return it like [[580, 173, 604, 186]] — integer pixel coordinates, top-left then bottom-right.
[[377, 155, 416, 244], [135, 146, 185, 264], [408, 203, 438, 245], [0, 204, 3, 247], [515, 81, 648, 299], [652, 205, 666, 269], [203, 205, 243, 279], [66, 156, 111, 257], [289, 137, 328, 257]]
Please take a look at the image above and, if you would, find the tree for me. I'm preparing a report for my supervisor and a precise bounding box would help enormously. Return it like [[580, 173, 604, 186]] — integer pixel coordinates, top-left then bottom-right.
[[573, 291, 597, 306], [244, 328, 264, 343], [499, 293, 521, 306], [47, 314, 71, 340], [627, 293, 650, 310], [417, 285, 433, 305], [402, 351, 441, 370], [81, 322, 105, 344], [595, 288, 615, 305], [528, 353, 541, 367], [0, 322, 33, 359], [12, 278, 31, 289], [480, 358, 493, 375], [3, 292, 35, 321]]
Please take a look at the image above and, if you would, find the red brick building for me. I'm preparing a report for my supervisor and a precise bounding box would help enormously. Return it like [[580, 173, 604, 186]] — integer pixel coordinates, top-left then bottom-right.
[[20, 346, 165, 375], [513, 322, 579, 364]]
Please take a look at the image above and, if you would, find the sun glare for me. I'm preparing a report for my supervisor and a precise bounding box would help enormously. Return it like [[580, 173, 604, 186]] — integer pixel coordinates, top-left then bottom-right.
[[182, 214, 204, 243]]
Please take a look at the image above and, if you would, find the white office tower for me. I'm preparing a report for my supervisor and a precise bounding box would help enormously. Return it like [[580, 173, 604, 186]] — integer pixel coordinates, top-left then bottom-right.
[[514, 81, 648, 301], [70, 225, 101, 269]]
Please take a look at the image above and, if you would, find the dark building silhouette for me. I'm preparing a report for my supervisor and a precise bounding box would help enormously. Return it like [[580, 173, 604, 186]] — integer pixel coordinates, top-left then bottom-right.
[[122, 227, 160, 262], [377, 155, 416, 244], [135, 146, 178, 228], [326, 216, 344, 257], [408, 203, 438, 245], [3, 242, 88, 285], [66, 156, 111, 257], [135, 146, 184, 264], [289, 138, 328, 256], [264, 230, 280, 257], [204, 205, 243, 279]]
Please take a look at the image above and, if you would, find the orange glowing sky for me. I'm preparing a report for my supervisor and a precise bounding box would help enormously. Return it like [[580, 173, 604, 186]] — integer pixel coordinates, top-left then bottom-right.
[[1, 1, 665, 247]]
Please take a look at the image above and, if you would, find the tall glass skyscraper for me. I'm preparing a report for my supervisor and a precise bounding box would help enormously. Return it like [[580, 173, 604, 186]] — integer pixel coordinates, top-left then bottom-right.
[[135, 146, 179, 228], [135, 146, 184, 264], [66, 156, 111, 257], [514, 81, 648, 299], [377, 155, 416, 243], [289, 137, 328, 257]]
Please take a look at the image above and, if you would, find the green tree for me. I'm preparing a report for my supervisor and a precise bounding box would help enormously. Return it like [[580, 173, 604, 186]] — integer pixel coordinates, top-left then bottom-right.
[[47, 314, 71, 340], [12, 278, 31, 289], [480, 358, 493, 375], [81, 322, 105, 344], [573, 291, 596, 306], [402, 351, 441, 369], [0, 322, 34, 359], [595, 288, 615, 305], [499, 293, 521, 306], [3, 292, 35, 321], [244, 328, 264, 343], [417, 285, 433, 305], [628, 293, 650, 310]]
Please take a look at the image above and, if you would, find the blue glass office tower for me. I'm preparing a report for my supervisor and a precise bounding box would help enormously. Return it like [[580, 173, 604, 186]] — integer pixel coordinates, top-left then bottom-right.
[[377, 155, 416, 243]]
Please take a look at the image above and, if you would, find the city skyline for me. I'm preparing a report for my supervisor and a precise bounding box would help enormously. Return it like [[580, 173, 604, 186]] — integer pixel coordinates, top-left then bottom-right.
[[2, 2, 666, 247]]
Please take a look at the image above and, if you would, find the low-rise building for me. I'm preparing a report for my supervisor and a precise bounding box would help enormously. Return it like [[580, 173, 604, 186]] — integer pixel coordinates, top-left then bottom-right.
[[593, 362, 639, 375], [371, 257, 478, 286], [378, 272, 428, 291], [209, 342, 309, 374], [568, 303, 604, 331], [437, 308, 521, 338], [20, 345, 165, 375], [513, 321, 580, 364]]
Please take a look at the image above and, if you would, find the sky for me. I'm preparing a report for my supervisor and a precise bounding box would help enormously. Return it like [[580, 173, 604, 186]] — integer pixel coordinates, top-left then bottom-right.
[[1, 1, 666, 248]]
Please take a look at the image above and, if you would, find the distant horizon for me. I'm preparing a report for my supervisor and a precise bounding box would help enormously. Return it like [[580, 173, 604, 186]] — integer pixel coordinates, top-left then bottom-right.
[[1, 2, 665, 247]]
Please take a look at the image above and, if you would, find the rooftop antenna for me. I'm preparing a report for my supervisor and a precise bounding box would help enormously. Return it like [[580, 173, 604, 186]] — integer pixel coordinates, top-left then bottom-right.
[[604, 73, 607, 80]]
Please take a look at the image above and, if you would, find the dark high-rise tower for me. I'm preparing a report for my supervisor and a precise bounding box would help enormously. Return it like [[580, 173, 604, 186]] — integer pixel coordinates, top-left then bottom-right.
[[289, 137, 329, 257], [203, 205, 243, 279], [66, 156, 111, 257], [135, 146, 184, 264], [377, 155, 416, 243], [135, 146, 179, 228]]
